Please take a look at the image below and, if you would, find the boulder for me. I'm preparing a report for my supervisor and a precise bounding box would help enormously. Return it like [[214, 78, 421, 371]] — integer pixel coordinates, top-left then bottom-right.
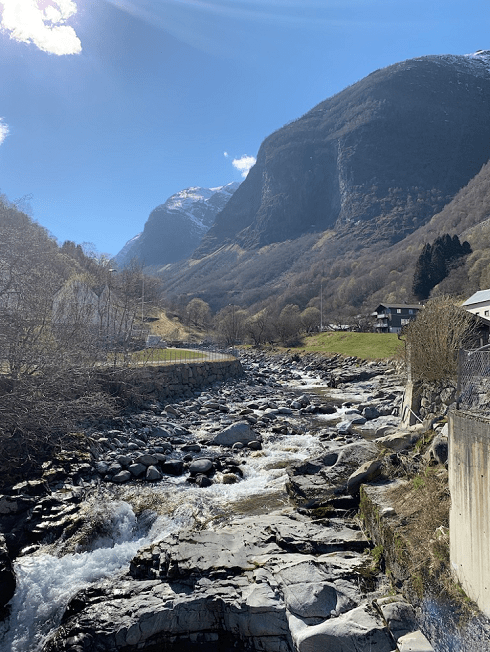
[[397, 630, 434, 651], [288, 604, 395, 652], [377, 596, 418, 642], [111, 470, 132, 484], [346, 460, 383, 495], [210, 421, 259, 447], [135, 454, 159, 467], [146, 466, 162, 481], [189, 459, 214, 476]]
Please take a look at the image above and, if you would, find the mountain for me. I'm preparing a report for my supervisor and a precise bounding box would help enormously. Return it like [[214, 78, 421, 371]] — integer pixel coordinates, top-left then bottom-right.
[[157, 52, 490, 313], [115, 182, 240, 268]]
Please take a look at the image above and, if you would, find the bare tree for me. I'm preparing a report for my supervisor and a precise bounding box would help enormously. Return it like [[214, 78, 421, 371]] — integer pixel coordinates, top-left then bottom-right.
[[186, 298, 211, 330], [403, 296, 476, 383]]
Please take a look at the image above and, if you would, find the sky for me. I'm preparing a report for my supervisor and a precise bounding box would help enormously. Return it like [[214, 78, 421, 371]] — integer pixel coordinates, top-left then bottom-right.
[[1, 1, 490, 256]]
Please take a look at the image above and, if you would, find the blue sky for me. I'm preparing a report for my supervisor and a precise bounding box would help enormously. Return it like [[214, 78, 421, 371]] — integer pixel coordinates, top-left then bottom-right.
[[0, 1, 490, 256]]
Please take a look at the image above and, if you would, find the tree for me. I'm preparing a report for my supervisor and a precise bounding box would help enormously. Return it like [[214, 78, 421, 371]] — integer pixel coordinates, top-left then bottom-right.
[[300, 307, 321, 333], [403, 296, 476, 383], [276, 304, 302, 346], [214, 305, 246, 345], [413, 235, 472, 300], [245, 308, 274, 346], [186, 298, 211, 330]]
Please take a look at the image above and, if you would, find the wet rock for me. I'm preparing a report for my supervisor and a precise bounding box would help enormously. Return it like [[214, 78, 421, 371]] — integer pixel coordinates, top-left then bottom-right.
[[112, 470, 132, 484], [128, 463, 147, 478], [159, 460, 184, 476], [0, 533, 15, 614], [146, 466, 162, 482], [210, 421, 259, 447], [189, 458, 214, 476], [135, 454, 158, 467]]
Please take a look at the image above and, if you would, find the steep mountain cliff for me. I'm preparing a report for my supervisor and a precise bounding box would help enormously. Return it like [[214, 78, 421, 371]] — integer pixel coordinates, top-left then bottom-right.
[[115, 182, 240, 267], [159, 52, 490, 312]]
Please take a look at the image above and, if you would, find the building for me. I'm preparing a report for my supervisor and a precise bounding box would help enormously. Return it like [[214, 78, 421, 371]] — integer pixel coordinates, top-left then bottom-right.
[[462, 288, 490, 318], [372, 303, 422, 334]]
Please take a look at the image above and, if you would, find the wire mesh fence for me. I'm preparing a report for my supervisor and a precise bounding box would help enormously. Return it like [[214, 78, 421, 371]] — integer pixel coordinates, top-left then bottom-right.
[[126, 341, 240, 366], [457, 348, 490, 414]]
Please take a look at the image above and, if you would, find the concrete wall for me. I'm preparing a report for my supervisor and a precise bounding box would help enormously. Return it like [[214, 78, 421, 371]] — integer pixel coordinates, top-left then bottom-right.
[[449, 409, 490, 617], [99, 358, 244, 406]]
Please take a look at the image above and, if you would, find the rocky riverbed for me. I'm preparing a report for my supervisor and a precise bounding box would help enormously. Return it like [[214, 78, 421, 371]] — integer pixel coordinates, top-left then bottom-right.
[[0, 350, 437, 652]]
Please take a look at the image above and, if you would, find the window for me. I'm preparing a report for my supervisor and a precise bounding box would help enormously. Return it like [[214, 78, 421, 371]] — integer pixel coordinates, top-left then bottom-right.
[[397, 309, 401, 314]]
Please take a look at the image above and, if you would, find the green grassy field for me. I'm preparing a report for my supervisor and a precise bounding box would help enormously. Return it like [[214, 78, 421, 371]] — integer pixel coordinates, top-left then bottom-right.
[[299, 332, 405, 360]]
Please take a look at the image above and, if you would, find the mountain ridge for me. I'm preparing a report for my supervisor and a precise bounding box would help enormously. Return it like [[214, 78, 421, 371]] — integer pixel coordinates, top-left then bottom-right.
[[115, 182, 240, 268], [157, 52, 490, 314]]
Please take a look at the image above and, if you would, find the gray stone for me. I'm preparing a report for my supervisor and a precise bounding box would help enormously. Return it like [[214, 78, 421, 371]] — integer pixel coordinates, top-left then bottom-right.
[[397, 630, 434, 651], [377, 597, 418, 641], [128, 463, 146, 478], [146, 465, 162, 481], [289, 604, 394, 652], [346, 460, 383, 495], [189, 458, 214, 475], [210, 421, 259, 447], [135, 454, 158, 467], [111, 470, 132, 484]]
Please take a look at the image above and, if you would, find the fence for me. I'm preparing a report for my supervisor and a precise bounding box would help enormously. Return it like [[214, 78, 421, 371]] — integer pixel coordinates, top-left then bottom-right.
[[457, 347, 490, 414], [125, 342, 240, 367]]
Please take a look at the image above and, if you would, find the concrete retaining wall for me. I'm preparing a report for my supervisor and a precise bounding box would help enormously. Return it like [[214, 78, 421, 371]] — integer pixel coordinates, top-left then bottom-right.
[[449, 409, 490, 617], [99, 359, 244, 405]]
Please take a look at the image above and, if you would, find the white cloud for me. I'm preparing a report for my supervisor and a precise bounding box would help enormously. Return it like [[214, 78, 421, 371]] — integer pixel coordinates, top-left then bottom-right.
[[0, 119, 9, 145], [232, 154, 256, 178], [1, 0, 82, 55], [223, 151, 229, 158]]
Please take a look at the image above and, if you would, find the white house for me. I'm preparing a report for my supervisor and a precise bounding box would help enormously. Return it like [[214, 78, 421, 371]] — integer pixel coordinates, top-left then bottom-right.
[[462, 289, 490, 318]]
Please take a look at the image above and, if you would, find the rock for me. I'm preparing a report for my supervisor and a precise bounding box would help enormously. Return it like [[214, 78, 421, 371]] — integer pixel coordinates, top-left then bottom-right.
[[424, 433, 448, 466], [189, 459, 214, 476], [210, 421, 259, 447], [397, 630, 435, 651], [146, 466, 162, 481], [336, 420, 353, 435], [116, 455, 131, 467], [160, 460, 184, 476], [135, 454, 158, 467], [0, 534, 15, 614], [346, 460, 383, 495], [375, 431, 418, 452], [128, 463, 147, 478], [362, 406, 380, 420], [111, 470, 132, 484], [248, 440, 262, 450], [195, 475, 213, 488], [289, 604, 395, 652], [377, 596, 418, 642]]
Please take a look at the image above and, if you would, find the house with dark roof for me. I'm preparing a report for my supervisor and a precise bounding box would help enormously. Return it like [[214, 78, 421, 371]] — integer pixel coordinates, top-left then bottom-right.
[[372, 303, 422, 334]]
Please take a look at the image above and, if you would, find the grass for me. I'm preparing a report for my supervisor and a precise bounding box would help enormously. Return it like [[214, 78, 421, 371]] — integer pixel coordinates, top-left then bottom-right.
[[298, 332, 404, 360], [131, 348, 206, 363]]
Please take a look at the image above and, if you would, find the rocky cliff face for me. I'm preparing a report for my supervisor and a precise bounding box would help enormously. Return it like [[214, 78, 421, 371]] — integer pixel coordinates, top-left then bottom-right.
[[115, 182, 240, 268], [158, 52, 490, 311], [197, 53, 490, 256]]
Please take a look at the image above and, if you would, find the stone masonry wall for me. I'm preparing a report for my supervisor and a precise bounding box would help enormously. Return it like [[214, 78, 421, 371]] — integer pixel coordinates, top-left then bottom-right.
[[449, 409, 490, 618], [99, 359, 244, 405]]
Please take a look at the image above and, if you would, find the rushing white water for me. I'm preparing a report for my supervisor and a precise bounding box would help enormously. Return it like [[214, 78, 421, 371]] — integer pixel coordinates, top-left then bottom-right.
[[0, 503, 177, 652]]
